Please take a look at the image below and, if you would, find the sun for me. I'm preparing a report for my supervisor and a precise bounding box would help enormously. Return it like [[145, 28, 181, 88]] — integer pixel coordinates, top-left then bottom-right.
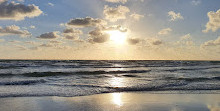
[[106, 30, 127, 44]]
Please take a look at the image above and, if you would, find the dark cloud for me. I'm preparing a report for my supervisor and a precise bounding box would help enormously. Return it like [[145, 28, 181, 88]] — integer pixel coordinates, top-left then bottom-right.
[[37, 31, 59, 39], [127, 38, 141, 45], [88, 29, 110, 43], [63, 28, 83, 40], [152, 39, 163, 45], [67, 17, 106, 28], [0, 25, 31, 37], [0, 0, 42, 21], [40, 43, 53, 47]]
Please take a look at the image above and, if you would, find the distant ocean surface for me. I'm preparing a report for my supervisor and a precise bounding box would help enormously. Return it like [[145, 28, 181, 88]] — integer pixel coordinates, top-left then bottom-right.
[[0, 60, 219, 97]]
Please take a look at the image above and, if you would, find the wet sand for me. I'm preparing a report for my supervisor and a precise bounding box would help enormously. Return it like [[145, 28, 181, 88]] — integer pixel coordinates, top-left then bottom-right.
[[0, 92, 219, 111]]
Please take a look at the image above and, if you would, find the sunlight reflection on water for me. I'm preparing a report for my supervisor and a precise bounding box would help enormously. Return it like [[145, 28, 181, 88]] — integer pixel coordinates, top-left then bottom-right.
[[112, 93, 123, 106], [109, 77, 125, 87]]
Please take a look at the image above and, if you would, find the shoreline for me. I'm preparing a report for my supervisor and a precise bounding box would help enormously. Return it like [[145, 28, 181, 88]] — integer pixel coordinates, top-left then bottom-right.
[[0, 92, 219, 111]]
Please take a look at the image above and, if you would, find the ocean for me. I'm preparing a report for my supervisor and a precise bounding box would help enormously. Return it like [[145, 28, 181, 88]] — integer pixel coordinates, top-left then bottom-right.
[[0, 60, 219, 97]]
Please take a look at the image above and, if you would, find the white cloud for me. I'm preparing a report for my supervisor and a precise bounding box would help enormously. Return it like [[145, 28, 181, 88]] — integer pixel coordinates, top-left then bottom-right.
[[15, 45, 27, 50], [130, 13, 144, 21], [177, 34, 194, 46], [105, 0, 127, 4], [105, 0, 144, 3], [24, 41, 39, 45], [103, 5, 130, 22], [181, 33, 191, 40], [102, 25, 128, 32], [30, 25, 36, 29], [203, 9, 220, 33], [0, 25, 31, 37], [158, 28, 172, 35], [48, 3, 54, 6], [168, 11, 184, 21], [202, 36, 220, 47], [143, 38, 163, 46], [37, 31, 60, 39], [191, 0, 201, 6], [0, 0, 43, 21]]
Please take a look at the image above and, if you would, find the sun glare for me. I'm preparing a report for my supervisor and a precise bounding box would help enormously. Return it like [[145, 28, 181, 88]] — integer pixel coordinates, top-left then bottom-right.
[[106, 30, 127, 44]]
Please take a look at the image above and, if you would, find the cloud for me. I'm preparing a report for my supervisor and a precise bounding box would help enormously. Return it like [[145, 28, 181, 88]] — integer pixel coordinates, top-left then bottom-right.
[[16, 0, 24, 2], [24, 41, 39, 45], [203, 9, 220, 33], [30, 25, 35, 29], [63, 28, 83, 40], [38, 42, 70, 50], [151, 39, 163, 45], [130, 13, 144, 21], [168, 11, 184, 21], [181, 33, 191, 40], [0, 25, 31, 37], [202, 36, 220, 47], [88, 28, 110, 43], [103, 5, 130, 22], [40, 43, 53, 47], [67, 17, 106, 28], [9, 40, 21, 43], [48, 3, 54, 6], [0, 0, 43, 21], [177, 34, 194, 46], [15, 45, 27, 50], [127, 38, 141, 45], [105, 0, 127, 4], [49, 40, 63, 44], [37, 31, 60, 39], [102, 25, 128, 32], [105, 0, 144, 3], [191, 0, 201, 6], [158, 28, 172, 35]]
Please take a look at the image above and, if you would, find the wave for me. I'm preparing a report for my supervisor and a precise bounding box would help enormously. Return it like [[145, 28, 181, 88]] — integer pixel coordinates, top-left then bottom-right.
[[164, 66, 220, 72], [0, 79, 46, 85], [0, 70, 150, 77], [0, 81, 219, 98], [164, 76, 220, 82]]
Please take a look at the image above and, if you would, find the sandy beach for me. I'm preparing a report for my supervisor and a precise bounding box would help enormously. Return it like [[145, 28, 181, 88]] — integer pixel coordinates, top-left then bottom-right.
[[0, 92, 219, 111]]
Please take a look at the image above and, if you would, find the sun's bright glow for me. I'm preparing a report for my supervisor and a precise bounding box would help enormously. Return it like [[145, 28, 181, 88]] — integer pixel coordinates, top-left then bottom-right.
[[106, 30, 127, 44], [112, 93, 123, 106]]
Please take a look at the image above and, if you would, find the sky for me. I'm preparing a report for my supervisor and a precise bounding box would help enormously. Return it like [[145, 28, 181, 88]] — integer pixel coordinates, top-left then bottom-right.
[[0, 0, 219, 60]]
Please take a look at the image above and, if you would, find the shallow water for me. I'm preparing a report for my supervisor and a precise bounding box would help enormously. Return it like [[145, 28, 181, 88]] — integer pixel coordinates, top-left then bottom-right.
[[0, 60, 219, 97]]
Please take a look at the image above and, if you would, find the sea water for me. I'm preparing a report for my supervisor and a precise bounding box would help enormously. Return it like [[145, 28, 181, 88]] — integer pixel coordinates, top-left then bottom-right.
[[0, 60, 219, 97]]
